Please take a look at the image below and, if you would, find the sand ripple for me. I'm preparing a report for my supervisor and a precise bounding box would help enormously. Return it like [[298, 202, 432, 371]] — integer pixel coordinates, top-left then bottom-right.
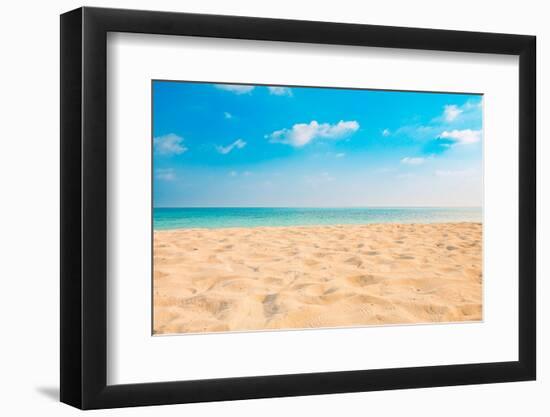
[[153, 223, 482, 334]]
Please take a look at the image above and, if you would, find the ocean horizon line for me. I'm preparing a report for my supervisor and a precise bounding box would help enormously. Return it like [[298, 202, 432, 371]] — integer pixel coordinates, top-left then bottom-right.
[[153, 206, 482, 230], [154, 206, 482, 209]]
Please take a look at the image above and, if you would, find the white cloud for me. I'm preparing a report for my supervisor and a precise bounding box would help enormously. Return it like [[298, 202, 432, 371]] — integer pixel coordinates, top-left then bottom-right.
[[443, 104, 463, 122], [382, 128, 391, 137], [440, 129, 482, 145], [215, 84, 255, 94], [400, 157, 425, 165], [228, 170, 253, 177], [463, 99, 483, 110], [396, 99, 482, 141], [224, 112, 233, 119], [155, 168, 176, 181], [227, 170, 252, 178], [216, 138, 247, 154], [267, 120, 359, 147], [267, 86, 293, 96], [438, 99, 482, 123], [394, 124, 438, 140], [153, 133, 187, 155]]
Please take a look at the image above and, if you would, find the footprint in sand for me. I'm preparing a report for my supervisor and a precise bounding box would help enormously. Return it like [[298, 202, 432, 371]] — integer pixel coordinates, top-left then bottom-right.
[[323, 287, 339, 295], [303, 258, 320, 267], [348, 274, 383, 286], [263, 293, 281, 318], [345, 256, 363, 267]]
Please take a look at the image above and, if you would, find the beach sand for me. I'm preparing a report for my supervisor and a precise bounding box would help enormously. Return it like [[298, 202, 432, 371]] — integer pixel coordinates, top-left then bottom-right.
[[153, 223, 482, 334]]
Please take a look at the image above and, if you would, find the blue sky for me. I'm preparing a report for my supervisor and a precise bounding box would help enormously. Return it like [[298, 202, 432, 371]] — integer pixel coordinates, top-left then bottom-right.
[[153, 81, 482, 207]]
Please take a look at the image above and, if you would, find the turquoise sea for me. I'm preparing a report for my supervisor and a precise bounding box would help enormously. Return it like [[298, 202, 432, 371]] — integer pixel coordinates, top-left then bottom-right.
[[153, 207, 482, 230]]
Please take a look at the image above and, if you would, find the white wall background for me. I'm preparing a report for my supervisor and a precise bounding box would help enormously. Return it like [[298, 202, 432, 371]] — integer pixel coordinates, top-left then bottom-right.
[[0, 0, 545, 415]]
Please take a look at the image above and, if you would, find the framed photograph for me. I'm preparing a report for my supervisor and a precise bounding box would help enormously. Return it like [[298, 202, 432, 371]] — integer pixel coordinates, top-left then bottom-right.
[[60, 6, 536, 409]]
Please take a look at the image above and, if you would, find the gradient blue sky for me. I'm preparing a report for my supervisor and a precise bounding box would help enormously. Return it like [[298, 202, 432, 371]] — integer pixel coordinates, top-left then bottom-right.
[[153, 81, 482, 207]]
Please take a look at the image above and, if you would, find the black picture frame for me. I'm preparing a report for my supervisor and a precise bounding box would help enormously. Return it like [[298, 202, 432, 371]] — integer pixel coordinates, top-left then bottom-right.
[[60, 6, 536, 410]]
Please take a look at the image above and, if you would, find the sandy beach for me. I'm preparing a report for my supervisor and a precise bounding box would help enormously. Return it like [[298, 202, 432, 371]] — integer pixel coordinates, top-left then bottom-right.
[[153, 222, 482, 334]]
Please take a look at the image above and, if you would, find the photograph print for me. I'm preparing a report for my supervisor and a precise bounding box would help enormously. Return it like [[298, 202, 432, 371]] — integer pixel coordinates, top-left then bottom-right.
[[152, 81, 483, 335]]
